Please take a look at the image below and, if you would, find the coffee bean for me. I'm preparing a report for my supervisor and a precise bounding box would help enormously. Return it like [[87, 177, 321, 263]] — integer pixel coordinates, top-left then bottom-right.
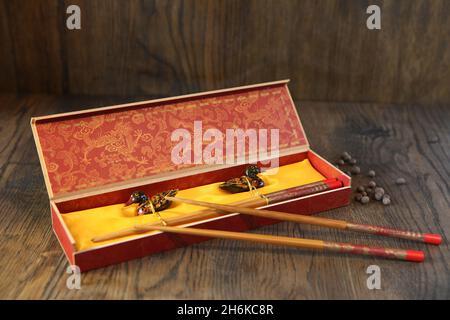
[[383, 194, 391, 200], [361, 196, 370, 204], [374, 187, 384, 195], [349, 159, 357, 165], [382, 197, 391, 205], [368, 181, 376, 188], [368, 170, 376, 178], [362, 191, 368, 196], [366, 187, 373, 194], [341, 152, 352, 161], [337, 159, 345, 166], [351, 166, 361, 174], [396, 178, 406, 185], [374, 192, 383, 201], [357, 186, 365, 192], [355, 194, 363, 202]]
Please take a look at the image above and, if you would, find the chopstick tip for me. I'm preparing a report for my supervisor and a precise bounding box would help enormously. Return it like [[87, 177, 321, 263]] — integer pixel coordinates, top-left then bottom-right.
[[424, 233, 442, 245], [405, 250, 425, 263]]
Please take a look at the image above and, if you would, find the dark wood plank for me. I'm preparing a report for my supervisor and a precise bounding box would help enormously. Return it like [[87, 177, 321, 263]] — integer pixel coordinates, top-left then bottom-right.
[[1, 0, 449, 104], [0, 1, 17, 93], [0, 95, 449, 299], [1, 1, 65, 93]]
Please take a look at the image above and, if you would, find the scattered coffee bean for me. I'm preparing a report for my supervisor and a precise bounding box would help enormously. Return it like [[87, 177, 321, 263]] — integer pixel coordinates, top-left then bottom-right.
[[374, 192, 383, 201], [361, 196, 370, 204], [383, 194, 391, 200], [368, 181, 376, 188], [341, 152, 352, 161], [374, 187, 384, 195], [351, 166, 361, 174], [366, 187, 373, 194], [396, 178, 406, 185], [337, 159, 345, 166], [361, 191, 368, 196], [357, 186, 365, 192], [368, 170, 376, 178], [382, 197, 391, 205], [355, 194, 363, 202], [349, 159, 357, 165]]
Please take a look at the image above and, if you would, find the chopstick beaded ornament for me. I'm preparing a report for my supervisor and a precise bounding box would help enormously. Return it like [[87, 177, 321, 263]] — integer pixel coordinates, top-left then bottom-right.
[[124, 189, 178, 225], [219, 165, 264, 193], [125, 189, 178, 215]]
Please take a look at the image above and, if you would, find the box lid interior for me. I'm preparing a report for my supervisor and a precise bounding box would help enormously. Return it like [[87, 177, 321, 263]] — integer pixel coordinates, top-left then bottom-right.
[[31, 80, 309, 200]]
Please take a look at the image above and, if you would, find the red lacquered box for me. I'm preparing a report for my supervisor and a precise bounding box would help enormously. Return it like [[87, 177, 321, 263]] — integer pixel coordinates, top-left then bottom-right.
[[31, 80, 351, 272]]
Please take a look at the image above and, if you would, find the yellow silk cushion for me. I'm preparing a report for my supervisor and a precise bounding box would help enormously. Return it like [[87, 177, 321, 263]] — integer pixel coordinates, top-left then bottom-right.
[[63, 159, 325, 250]]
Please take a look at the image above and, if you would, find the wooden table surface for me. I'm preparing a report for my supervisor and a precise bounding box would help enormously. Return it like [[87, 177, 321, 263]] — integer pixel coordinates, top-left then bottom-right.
[[0, 95, 448, 299]]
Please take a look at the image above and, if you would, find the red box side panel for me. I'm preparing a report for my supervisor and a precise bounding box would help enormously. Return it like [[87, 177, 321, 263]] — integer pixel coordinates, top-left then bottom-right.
[[51, 206, 75, 265]]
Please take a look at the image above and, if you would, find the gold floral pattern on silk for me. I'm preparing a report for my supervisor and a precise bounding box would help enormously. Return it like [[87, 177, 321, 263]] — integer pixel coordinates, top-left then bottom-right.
[[35, 87, 306, 195]]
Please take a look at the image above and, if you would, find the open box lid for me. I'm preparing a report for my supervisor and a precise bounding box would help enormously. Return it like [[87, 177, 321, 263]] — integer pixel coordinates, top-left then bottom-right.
[[31, 80, 309, 201]]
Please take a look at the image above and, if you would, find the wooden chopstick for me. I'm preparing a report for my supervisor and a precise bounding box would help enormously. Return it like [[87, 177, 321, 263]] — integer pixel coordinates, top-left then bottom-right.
[[166, 196, 442, 245], [91, 179, 343, 243], [132, 224, 425, 262]]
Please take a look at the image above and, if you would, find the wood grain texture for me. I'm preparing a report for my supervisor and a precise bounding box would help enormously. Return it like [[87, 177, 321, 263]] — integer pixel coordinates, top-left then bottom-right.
[[0, 0, 449, 104], [0, 95, 448, 299]]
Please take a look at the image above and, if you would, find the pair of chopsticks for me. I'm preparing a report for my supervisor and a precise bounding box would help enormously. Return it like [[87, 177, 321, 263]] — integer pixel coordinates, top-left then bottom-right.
[[93, 197, 442, 262]]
